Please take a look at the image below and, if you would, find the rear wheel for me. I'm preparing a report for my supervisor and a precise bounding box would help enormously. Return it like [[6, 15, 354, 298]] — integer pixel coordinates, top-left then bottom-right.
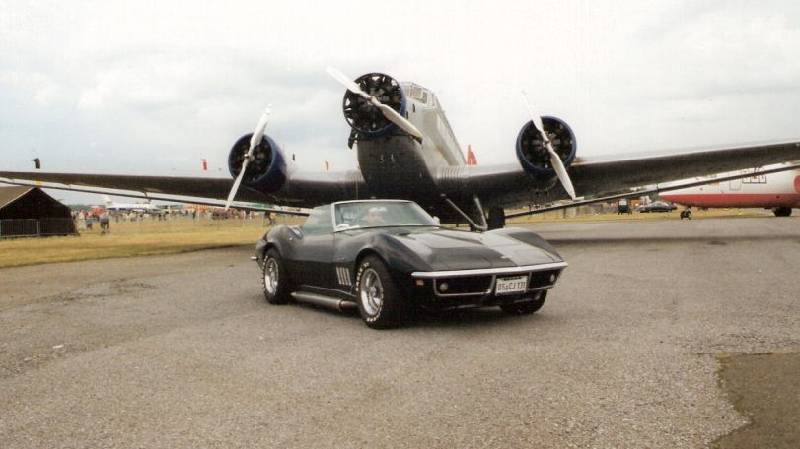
[[262, 248, 291, 304], [500, 291, 547, 315], [355, 256, 405, 329]]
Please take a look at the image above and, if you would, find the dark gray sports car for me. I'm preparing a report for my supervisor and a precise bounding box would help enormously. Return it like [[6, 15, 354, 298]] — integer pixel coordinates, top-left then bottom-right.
[[254, 200, 567, 329]]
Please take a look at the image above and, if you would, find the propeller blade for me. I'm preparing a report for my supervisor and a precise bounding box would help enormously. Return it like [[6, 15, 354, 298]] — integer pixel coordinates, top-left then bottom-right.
[[225, 106, 272, 210], [225, 158, 249, 210], [326, 67, 369, 99], [521, 91, 547, 140], [521, 91, 576, 199], [327, 67, 423, 142], [370, 98, 424, 140], [547, 146, 576, 199], [249, 107, 271, 154]]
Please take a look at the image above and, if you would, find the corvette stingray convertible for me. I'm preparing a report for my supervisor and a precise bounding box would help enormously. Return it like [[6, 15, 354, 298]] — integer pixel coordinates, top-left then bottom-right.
[[254, 200, 567, 329]]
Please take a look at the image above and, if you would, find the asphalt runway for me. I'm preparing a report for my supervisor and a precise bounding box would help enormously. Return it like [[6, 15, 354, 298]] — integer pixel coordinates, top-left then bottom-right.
[[1, 217, 799, 448]]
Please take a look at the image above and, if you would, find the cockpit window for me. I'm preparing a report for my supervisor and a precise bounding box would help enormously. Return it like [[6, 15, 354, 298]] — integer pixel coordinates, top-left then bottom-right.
[[334, 201, 438, 230], [405, 84, 429, 105]]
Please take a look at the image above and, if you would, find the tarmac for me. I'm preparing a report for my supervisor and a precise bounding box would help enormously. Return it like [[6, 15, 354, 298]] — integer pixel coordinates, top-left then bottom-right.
[[1, 216, 798, 448]]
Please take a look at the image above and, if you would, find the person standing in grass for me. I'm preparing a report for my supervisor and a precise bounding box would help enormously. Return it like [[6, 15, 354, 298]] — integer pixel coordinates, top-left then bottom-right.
[[100, 211, 110, 234]]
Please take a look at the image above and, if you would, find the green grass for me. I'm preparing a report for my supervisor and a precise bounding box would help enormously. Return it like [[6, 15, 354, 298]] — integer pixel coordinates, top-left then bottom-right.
[[0, 218, 293, 268]]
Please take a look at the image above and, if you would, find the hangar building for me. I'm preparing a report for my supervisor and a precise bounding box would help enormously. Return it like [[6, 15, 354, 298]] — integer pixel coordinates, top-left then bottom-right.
[[0, 186, 77, 237]]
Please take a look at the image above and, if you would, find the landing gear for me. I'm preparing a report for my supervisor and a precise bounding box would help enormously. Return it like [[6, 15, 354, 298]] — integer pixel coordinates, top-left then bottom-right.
[[680, 208, 692, 220], [773, 207, 792, 217], [440, 195, 490, 231], [487, 206, 506, 230]]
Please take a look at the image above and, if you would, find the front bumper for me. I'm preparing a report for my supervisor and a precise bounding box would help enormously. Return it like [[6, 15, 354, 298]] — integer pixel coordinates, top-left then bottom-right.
[[409, 261, 568, 308]]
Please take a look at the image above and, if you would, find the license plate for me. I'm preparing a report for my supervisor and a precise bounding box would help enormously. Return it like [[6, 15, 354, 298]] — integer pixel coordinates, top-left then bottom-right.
[[495, 275, 528, 295]]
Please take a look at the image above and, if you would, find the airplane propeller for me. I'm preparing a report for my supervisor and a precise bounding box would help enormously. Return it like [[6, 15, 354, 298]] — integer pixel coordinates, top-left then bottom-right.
[[326, 67, 423, 141], [521, 91, 576, 200], [225, 106, 271, 210]]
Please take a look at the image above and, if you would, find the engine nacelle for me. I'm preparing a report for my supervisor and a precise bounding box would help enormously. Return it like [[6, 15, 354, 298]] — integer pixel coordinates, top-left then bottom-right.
[[341, 72, 407, 138], [228, 133, 287, 193], [516, 116, 577, 179]]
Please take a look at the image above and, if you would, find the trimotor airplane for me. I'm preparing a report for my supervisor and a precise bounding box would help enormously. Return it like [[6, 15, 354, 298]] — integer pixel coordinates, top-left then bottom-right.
[[102, 195, 167, 214], [2, 69, 800, 230], [661, 163, 800, 217]]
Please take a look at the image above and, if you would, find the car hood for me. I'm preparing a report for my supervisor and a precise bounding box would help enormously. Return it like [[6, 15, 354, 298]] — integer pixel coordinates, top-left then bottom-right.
[[385, 227, 562, 271]]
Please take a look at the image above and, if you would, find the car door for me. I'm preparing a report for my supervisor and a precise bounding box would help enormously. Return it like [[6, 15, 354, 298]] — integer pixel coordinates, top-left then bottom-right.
[[290, 205, 335, 288]]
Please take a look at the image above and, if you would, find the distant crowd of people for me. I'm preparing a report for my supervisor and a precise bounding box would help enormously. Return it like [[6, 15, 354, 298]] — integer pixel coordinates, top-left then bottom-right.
[[72, 210, 112, 233], [71, 208, 270, 234]]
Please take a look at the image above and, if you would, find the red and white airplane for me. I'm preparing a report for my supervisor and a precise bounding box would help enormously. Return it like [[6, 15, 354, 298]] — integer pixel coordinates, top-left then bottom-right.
[[661, 163, 800, 217]]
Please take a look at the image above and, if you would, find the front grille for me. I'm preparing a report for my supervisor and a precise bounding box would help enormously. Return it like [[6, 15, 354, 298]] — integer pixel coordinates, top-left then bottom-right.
[[434, 276, 492, 296]]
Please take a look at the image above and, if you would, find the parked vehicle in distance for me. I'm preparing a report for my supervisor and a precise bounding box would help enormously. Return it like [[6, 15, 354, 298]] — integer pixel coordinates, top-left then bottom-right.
[[637, 201, 677, 213], [617, 199, 632, 214], [254, 200, 567, 329]]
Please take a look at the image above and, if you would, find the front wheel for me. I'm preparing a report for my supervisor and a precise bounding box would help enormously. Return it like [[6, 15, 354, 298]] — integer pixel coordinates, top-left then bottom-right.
[[773, 207, 792, 217], [487, 206, 506, 230], [500, 291, 547, 315], [262, 248, 291, 304], [355, 256, 405, 329]]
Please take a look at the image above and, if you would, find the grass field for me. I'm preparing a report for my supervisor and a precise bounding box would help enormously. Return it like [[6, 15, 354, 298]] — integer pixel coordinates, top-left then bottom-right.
[[0, 218, 291, 269], [0, 209, 775, 269]]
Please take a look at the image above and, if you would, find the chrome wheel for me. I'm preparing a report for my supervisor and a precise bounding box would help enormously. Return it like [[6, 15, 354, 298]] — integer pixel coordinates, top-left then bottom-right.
[[359, 267, 384, 317], [264, 257, 279, 295]]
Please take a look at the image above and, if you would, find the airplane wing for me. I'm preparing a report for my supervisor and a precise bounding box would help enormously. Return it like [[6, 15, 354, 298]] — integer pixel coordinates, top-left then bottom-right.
[[0, 169, 368, 209], [0, 172, 253, 200], [0, 178, 312, 215], [569, 140, 800, 195], [504, 161, 800, 218], [447, 139, 800, 209], [2, 140, 798, 218]]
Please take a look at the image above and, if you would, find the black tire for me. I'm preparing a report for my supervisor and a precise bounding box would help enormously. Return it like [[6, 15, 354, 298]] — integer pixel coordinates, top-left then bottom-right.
[[773, 207, 792, 217], [261, 248, 291, 304], [500, 291, 547, 315], [354, 256, 405, 329], [487, 206, 506, 230]]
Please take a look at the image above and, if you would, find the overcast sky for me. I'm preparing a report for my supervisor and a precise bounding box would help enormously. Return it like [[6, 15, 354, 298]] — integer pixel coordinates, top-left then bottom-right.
[[2, 0, 799, 203]]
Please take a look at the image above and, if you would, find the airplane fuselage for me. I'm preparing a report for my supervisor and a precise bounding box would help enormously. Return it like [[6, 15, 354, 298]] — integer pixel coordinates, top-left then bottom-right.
[[355, 82, 466, 196], [349, 82, 479, 220], [662, 165, 800, 208], [106, 202, 165, 213]]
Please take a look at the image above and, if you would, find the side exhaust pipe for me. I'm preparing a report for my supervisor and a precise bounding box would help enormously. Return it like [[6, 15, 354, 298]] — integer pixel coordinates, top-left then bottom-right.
[[291, 291, 358, 312]]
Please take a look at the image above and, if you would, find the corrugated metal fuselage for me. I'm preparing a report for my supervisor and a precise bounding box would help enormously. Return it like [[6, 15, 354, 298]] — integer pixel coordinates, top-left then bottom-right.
[[355, 83, 478, 220]]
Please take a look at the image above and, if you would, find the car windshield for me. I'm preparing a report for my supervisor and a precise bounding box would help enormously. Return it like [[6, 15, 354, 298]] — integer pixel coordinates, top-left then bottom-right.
[[334, 201, 438, 229]]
